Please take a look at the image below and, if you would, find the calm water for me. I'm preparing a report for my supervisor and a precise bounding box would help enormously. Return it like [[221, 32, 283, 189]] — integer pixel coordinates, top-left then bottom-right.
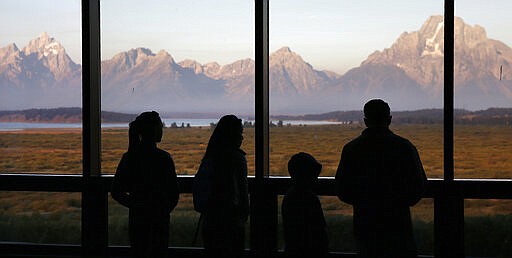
[[0, 119, 341, 130]]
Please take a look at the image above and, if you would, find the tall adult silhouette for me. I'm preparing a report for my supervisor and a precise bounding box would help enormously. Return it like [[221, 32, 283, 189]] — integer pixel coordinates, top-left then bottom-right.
[[335, 99, 427, 258], [201, 114, 249, 258], [112, 111, 179, 258]]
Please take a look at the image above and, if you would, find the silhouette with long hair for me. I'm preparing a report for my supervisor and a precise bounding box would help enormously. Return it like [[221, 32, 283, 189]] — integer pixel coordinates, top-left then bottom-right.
[[282, 152, 328, 258], [335, 99, 427, 258], [201, 114, 249, 258], [112, 111, 179, 258]]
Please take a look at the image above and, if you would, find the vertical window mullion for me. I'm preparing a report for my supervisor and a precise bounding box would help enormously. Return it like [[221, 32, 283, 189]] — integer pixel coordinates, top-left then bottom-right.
[[81, 0, 106, 256], [255, 0, 269, 180], [82, 2, 101, 178], [252, 1, 276, 257], [444, 0, 454, 182], [435, 1, 464, 257]]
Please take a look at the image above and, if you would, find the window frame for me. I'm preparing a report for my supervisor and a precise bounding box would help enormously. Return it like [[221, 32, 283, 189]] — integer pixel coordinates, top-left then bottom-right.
[[1, 1, 512, 257]]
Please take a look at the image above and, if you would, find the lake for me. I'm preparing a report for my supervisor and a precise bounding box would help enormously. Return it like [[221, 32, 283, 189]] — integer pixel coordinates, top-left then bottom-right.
[[0, 119, 341, 130]]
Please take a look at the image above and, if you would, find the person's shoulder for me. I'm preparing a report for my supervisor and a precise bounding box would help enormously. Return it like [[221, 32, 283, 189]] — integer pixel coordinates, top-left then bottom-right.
[[155, 148, 173, 159], [231, 148, 247, 161], [120, 152, 130, 161], [390, 132, 418, 150], [343, 134, 364, 150]]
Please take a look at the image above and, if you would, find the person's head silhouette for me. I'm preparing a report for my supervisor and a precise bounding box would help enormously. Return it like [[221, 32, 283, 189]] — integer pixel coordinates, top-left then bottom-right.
[[363, 99, 392, 128], [288, 152, 322, 187], [128, 111, 163, 152], [204, 114, 243, 159]]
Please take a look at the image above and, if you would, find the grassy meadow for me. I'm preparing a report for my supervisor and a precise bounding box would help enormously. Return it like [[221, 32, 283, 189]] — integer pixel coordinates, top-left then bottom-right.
[[1, 124, 512, 256]]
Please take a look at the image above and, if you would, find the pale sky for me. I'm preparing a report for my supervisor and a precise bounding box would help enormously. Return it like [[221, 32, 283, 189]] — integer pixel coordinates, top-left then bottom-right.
[[1, 0, 512, 74]]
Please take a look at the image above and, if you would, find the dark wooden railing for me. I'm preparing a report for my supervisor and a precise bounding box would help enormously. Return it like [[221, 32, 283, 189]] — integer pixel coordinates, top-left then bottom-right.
[[1, 174, 511, 257]]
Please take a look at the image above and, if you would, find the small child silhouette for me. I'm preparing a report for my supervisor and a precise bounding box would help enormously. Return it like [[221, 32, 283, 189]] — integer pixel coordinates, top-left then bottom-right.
[[282, 152, 328, 258]]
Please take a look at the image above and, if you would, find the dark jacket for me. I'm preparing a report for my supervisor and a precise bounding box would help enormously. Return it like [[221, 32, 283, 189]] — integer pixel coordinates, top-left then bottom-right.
[[335, 127, 427, 256], [112, 143, 179, 218], [282, 186, 328, 257], [202, 149, 249, 258], [206, 148, 249, 224], [112, 143, 179, 258]]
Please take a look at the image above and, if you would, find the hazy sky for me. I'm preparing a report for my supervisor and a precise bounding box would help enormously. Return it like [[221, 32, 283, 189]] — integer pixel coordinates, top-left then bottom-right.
[[1, 0, 512, 74]]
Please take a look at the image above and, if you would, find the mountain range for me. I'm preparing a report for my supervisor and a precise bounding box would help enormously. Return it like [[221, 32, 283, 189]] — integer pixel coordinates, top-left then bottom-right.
[[1, 15, 512, 114]]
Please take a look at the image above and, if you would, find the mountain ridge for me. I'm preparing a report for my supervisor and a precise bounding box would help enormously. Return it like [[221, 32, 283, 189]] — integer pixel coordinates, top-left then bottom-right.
[[2, 16, 512, 113]]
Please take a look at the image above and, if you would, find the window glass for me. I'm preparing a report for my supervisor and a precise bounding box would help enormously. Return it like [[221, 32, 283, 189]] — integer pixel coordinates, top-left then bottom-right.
[[454, 1, 512, 179], [269, 0, 444, 178], [0, 191, 81, 244], [320, 196, 355, 252], [100, 0, 255, 175], [464, 199, 512, 256], [109, 194, 248, 248], [0, 0, 82, 174], [411, 198, 434, 255], [277, 196, 434, 254]]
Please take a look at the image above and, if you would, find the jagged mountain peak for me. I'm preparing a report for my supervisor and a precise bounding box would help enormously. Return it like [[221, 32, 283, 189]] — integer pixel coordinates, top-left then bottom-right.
[[270, 46, 310, 67], [22, 32, 65, 57], [363, 15, 494, 68], [218, 58, 255, 78], [156, 49, 171, 57], [179, 59, 204, 74], [0, 43, 20, 60], [128, 47, 155, 57], [275, 46, 292, 54], [40, 31, 50, 39], [454, 17, 488, 48], [270, 46, 299, 59], [350, 14, 512, 109], [13, 33, 80, 82], [108, 47, 176, 71], [417, 15, 489, 50], [178, 59, 199, 65], [419, 15, 444, 33], [1, 43, 19, 52], [204, 61, 220, 68]]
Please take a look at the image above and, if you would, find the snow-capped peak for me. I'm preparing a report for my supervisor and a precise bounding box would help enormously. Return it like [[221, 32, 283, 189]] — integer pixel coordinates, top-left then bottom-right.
[[23, 32, 64, 57], [422, 20, 444, 57], [44, 42, 61, 56]]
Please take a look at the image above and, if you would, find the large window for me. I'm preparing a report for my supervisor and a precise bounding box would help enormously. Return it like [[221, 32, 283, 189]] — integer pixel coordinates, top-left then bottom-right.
[[269, 2, 443, 255], [100, 0, 255, 176], [269, 0, 444, 179], [0, 1, 82, 246], [454, 1, 512, 179], [99, 0, 255, 250], [0, 0, 82, 175], [0, 1, 511, 257], [452, 6, 512, 256]]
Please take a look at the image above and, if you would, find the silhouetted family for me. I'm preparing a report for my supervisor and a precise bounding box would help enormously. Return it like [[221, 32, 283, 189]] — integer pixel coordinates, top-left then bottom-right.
[[112, 99, 427, 258]]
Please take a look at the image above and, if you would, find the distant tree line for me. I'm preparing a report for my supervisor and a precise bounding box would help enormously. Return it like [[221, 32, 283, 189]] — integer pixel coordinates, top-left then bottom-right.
[[0, 107, 136, 123], [272, 108, 512, 125], [3, 107, 510, 125]]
